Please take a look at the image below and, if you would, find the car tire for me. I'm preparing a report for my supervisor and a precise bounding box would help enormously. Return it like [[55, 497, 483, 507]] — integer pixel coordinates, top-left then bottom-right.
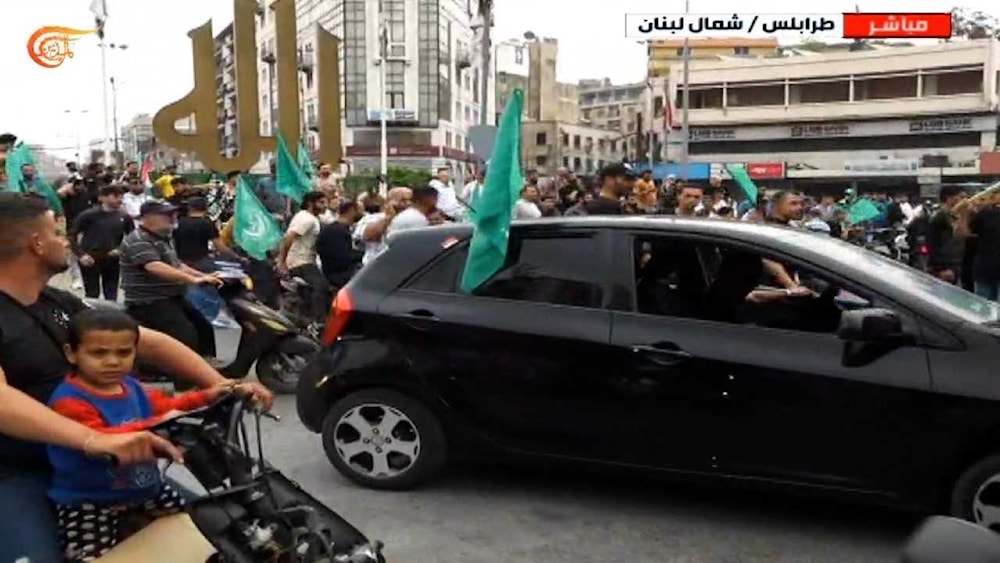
[[322, 388, 446, 490], [950, 454, 1000, 531]]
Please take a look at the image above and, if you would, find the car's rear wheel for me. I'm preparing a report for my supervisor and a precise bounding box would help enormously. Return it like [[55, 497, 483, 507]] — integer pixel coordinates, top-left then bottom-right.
[[322, 388, 446, 490], [950, 454, 1000, 531]]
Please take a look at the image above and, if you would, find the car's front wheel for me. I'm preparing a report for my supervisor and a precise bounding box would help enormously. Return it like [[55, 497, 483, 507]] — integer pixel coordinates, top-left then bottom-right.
[[322, 388, 446, 490], [950, 454, 1000, 531]]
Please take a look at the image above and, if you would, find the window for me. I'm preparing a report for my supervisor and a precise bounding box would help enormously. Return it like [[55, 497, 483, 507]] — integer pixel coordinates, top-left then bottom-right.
[[563, 156, 569, 167], [456, 134, 464, 148], [573, 135, 580, 148], [733, 46, 750, 55], [536, 132, 547, 145], [514, 47, 524, 65], [387, 61, 405, 109], [445, 131, 452, 147], [405, 243, 469, 293], [473, 69, 480, 102], [630, 235, 873, 334], [475, 235, 603, 308], [535, 155, 547, 166]]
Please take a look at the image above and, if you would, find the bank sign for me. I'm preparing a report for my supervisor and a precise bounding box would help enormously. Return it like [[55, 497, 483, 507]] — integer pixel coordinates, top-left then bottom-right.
[[689, 115, 994, 142]]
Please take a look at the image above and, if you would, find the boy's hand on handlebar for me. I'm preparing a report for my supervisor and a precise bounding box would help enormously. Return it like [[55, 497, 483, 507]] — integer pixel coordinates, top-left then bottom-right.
[[86, 431, 184, 465], [207, 379, 275, 410]]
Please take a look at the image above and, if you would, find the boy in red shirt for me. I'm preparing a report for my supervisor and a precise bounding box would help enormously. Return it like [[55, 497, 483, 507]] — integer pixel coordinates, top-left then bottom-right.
[[47, 308, 247, 561]]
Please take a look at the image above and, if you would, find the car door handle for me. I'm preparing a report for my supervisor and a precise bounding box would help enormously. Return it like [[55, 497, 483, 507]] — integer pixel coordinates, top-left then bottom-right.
[[403, 309, 439, 321], [395, 309, 440, 330], [630, 344, 693, 366]]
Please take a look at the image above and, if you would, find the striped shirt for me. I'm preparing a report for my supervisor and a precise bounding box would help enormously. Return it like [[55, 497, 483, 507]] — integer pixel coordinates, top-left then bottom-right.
[[120, 227, 187, 304]]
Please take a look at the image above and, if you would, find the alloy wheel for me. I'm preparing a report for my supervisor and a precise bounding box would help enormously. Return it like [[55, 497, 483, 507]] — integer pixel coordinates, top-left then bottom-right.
[[972, 473, 1000, 531], [332, 403, 421, 479]]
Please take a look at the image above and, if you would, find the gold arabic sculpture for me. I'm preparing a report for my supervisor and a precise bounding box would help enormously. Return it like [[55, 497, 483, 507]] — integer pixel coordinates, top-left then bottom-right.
[[153, 0, 342, 173]]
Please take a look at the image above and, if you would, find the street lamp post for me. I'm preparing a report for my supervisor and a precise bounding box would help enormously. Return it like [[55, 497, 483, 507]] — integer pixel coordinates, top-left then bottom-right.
[[63, 109, 89, 162], [376, 3, 389, 186], [110, 77, 121, 164], [679, 0, 692, 181]]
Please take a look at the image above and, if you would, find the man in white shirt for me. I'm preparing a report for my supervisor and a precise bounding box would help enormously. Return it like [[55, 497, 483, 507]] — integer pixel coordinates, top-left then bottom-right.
[[429, 167, 462, 220], [460, 168, 485, 221], [388, 186, 441, 237], [354, 187, 413, 265], [278, 191, 329, 322], [121, 182, 149, 228], [513, 185, 542, 220]]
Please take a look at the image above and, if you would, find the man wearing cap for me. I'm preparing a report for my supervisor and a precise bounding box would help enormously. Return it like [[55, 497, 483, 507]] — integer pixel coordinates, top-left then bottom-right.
[[119, 201, 222, 357], [583, 163, 631, 215]]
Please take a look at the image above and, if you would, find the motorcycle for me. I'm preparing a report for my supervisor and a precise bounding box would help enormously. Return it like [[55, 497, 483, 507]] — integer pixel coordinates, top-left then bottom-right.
[[98, 394, 385, 562], [278, 275, 324, 342], [87, 261, 318, 395]]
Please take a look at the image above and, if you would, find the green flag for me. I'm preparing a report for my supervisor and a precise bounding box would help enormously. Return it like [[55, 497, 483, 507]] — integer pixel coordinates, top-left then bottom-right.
[[297, 140, 315, 178], [234, 176, 283, 260], [724, 164, 758, 203], [5, 143, 63, 214], [275, 133, 312, 203], [847, 199, 881, 225], [460, 89, 524, 294]]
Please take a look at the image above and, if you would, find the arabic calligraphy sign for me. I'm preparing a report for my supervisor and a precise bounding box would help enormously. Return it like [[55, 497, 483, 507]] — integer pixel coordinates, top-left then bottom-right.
[[26, 26, 98, 68], [153, 0, 342, 173]]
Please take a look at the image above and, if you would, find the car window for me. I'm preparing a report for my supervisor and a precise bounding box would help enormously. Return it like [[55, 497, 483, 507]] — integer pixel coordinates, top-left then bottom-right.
[[475, 235, 603, 308], [632, 234, 874, 334], [404, 243, 469, 294]]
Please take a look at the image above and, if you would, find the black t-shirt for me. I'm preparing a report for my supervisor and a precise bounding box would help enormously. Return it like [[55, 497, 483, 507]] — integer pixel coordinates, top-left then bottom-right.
[[927, 210, 964, 272], [316, 222, 357, 280], [0, 287, 87, 474], [70, 206, 134, 257], [62, 183, 98, 224], [173, 215, 220, 264], [583, 196, 624, 215], [970, 208, 1000, 281]]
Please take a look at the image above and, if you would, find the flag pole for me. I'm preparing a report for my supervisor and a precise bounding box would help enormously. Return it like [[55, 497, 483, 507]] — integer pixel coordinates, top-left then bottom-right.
[[679, 0, 691, 182]]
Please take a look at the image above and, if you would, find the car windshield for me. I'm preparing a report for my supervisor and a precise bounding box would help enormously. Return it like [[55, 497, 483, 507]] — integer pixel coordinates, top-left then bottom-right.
[[771, 229, 1000, 325]]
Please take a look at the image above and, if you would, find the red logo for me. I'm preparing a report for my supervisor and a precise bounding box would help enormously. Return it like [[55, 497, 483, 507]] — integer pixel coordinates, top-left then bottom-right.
[[745, 163, 785, 180]]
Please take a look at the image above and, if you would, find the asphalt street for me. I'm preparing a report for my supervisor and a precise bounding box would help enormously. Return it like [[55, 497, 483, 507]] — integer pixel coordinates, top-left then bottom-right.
[[59, 278, 916, 563], [210, 327, 917, 563]]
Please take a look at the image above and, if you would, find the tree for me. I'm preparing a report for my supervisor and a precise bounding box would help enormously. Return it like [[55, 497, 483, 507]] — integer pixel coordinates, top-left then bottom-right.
[[950, 7, 1000, 39]]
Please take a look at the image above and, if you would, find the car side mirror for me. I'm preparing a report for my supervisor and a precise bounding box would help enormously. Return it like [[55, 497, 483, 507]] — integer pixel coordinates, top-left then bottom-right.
[[901, 517, 1000, 562], [838, 308, 903, 341]]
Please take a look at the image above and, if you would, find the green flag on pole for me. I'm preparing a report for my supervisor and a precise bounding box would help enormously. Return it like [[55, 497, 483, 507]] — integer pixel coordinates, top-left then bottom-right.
[[275, 133, 312, 203], [234, 176, 283, 260], [459, 89, 524, 294], [297, 140, 315, 178], [724, 164, 758, 204]]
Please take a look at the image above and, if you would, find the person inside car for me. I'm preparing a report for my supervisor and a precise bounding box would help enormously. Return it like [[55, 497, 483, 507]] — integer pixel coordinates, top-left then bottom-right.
[[0, 192, 274, 562]]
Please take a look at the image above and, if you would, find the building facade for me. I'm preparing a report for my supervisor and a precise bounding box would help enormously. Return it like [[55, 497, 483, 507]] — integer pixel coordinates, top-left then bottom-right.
[[522, 120, 630, 175], [255, 0, 494, 176], [120, 114, 154, 161], [663, 39, 1000, 190], [215, 22, 238, 159], [648, 37, 779, 78]]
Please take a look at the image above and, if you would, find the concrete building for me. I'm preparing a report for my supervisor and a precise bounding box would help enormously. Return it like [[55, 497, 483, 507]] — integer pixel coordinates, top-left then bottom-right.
[[522, 120, 630, 175], [662, 39, 1000, 189], [648, 37, 780, 78], [255, 0, 494, 176], [215, 22, 238, 159], [494, 37, 577, 123], [120, 114, 154, 161], [122, 115, 202, 171]]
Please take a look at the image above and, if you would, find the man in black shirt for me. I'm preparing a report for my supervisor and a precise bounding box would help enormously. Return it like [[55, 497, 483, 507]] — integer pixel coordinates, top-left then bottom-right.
[[173, 196, 240, 272], [583, 163, 631, 215], [927, 185, 968, 284], [69, 184, 133, 301], [317, 200, 363, 287], [0, 193, 273, 562]]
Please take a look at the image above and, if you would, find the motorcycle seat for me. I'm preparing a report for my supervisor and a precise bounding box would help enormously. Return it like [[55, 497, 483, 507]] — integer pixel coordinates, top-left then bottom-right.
[[95, 513, 215, 562]]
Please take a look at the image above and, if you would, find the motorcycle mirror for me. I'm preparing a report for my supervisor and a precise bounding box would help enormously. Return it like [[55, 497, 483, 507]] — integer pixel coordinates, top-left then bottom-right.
[[901, 516, 1000, 563]]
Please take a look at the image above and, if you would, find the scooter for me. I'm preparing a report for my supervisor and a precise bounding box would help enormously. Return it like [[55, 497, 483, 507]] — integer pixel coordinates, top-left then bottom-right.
[[87, 261, 318, 395], [97, 394, 385, 562]]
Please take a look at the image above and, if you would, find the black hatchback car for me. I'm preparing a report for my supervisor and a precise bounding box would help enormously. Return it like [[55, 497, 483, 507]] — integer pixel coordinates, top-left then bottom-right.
[[297, 217, 1000, 525]]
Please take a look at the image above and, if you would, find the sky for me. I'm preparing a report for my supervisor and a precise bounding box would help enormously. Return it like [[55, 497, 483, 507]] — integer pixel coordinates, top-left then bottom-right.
[[0, 0, 994, 160]]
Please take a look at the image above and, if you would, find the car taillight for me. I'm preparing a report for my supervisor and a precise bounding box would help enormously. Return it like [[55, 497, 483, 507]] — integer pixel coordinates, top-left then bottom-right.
[[919, 245, 929, 255], [321, 287, 353, 346]]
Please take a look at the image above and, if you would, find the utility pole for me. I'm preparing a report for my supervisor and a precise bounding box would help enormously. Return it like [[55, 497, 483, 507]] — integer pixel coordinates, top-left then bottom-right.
[[378, 2, 388, 187], [110, 77, 120, 166], [679, 0, 691, 181], [479, 0, 492, 125]]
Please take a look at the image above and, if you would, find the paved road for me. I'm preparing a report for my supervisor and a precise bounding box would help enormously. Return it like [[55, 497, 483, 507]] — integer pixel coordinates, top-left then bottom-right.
[[62, 279, 915, 563]]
